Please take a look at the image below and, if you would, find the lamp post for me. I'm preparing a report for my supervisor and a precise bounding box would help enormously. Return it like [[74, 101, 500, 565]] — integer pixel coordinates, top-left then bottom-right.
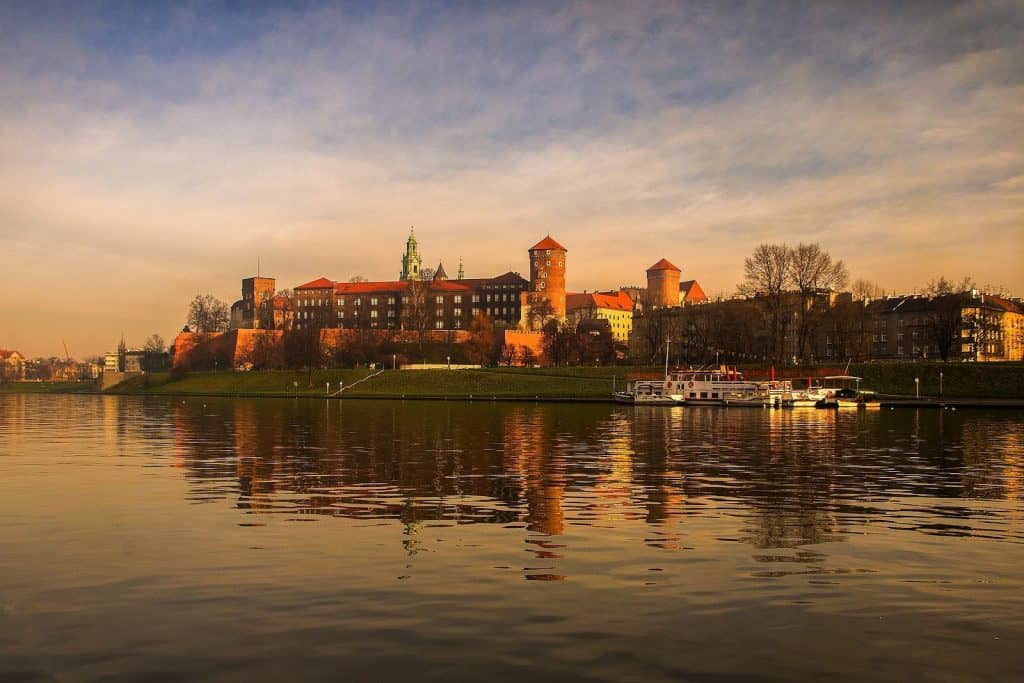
[[939, 371, 943, 397], [915, 376, 920, 399], [447, 355, 451, 370], [393, 354, 397, 370]]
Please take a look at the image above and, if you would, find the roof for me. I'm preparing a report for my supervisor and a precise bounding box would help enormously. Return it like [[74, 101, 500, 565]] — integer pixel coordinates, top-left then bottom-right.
[[335, 280, 410, 294], [647, 258, 680, 272], [433, 262, 448, 280], [680, 280, 707, 302], [295, 277, 336, 290], [566, 290, 633, 313], [529, 235, 567, 252], [0, 349, 24, 360]]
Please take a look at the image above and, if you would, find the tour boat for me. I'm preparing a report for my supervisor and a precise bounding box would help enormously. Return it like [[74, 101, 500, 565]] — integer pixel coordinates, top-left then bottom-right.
[[664, 367, 768, 407]]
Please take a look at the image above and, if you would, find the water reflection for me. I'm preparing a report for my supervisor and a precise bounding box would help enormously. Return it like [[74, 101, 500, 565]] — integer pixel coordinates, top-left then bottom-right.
[[149, 398, 1024, 552]]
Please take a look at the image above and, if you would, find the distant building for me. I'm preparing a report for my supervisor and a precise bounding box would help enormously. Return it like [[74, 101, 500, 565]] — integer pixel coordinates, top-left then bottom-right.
[[566, 291, 634, 342], [679, 280, 707, 305], [0, 349, 26, 380], [230, 276, 277, 330], [646, 258, 681, 309]]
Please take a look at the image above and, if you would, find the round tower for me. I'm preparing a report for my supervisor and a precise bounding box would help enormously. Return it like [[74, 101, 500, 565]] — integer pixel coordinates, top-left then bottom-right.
[[646, 258, 681, 309], [528, 235, 568, 320]]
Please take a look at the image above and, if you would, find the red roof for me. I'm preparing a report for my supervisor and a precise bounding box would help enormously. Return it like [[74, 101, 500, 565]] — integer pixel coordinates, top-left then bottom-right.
[[647, 258, 680, 272], [566, 290, 633, 312], [295, 277, 336, 290], [335, 280, 410, 294], [529, 235, 567, 251], [680, 280, 707, 303]]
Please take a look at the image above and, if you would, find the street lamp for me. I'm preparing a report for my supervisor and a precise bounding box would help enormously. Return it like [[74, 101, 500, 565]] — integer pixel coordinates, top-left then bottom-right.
[[939, 371, 943, 397], [393, 353, 397, 370], [915, 376, 920, 399], [447, 355, 451, 370]]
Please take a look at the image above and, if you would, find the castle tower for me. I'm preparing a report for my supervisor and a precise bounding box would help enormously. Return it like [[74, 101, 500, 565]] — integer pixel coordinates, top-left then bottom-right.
[[400, 226, 423, 280], [528, 235, 568, 321], [433, 261, 448, 281], [646, 258, 681, 308], [457, 257, 464, 280]]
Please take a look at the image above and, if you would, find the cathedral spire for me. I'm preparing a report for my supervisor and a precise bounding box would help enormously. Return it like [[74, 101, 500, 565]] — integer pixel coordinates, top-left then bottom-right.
[[400, 226, 423, 280], [457, 257, 464, 280]]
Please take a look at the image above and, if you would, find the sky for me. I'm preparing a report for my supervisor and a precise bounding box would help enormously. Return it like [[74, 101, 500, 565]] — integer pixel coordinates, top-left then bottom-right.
[[1, 0, 1022, 358]]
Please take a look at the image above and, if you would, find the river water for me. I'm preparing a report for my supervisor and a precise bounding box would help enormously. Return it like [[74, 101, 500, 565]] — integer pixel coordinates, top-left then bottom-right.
[[1, 394, 1022, 681]]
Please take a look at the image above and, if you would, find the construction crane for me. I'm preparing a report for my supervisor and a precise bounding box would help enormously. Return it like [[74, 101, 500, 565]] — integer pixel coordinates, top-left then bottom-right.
[[62, 339, 71, 363]]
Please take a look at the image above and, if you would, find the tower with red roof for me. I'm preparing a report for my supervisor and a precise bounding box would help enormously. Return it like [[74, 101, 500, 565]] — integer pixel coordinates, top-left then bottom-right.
[[646, 258, 681, 309], [527, 235, 568, 322]]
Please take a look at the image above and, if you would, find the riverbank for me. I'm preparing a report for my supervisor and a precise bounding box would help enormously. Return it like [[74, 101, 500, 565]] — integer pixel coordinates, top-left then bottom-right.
[[3, 361, 1021, 402]]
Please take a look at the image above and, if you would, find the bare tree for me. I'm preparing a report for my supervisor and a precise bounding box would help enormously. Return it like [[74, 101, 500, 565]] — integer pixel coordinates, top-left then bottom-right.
[[519, 345, 538, 367], [419, 267, 436, 282], [187, 294, 230, 333], [284, 309, 327, 386], [788, 243, 848, 362], [401, 279, 432, 355], [738, 244, 793, 363], [348, 275, 368, 283], [143, 334, 165, 354], [852, 279, 886, 302]]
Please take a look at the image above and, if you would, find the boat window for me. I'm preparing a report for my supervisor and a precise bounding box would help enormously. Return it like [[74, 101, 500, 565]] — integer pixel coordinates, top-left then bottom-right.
[[700, 391, 708, 399], [711, 392, 718, 399], [690, 392, 696, 399]]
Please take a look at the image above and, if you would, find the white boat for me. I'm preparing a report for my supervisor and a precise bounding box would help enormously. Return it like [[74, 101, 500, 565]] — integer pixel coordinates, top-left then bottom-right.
[[813, 375, 875, 409], [664, 367, 768, 407], [614, 379, 683, 405]]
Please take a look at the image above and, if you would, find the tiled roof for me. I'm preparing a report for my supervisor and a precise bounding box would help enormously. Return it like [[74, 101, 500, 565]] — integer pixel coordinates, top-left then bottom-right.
[[335, 280, 410, 294], [647, 258, 680, 272], [0, 349, 24, 360], [295, 277, 336, 290], [529, 235, 567, 251], [679, 280, 707, 301], [566, 290, 633, 312]]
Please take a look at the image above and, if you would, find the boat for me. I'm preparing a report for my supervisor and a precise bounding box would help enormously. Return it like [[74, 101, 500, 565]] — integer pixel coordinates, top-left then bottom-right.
[[614, 379, 683, 406], [664, 366, 769, 407], [813, 375, 877, 409]]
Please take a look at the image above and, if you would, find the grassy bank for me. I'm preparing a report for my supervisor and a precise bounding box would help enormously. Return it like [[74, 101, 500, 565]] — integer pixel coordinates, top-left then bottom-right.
[[4, 362, 1020, 400], [0, 381, 95, 394], [106, 367, 627, 399]]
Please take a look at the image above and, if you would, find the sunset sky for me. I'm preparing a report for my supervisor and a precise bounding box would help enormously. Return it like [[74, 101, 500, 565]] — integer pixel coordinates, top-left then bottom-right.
[[2, 0, 1022, 357]]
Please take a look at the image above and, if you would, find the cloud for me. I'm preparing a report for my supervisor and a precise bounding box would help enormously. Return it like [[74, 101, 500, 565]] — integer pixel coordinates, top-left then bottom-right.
[[0, 0, 1022, 355]]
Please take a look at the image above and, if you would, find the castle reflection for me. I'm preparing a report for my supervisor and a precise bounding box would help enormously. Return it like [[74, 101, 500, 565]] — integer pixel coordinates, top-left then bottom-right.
[[155, 397, 1024, 557]]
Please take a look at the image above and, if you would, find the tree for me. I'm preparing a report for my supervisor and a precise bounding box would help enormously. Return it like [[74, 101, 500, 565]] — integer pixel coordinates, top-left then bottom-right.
[[187, 294, 230, 333], [465, 314, 497, 365], [738, 244, 793, 363], [143, 334, 165, 354], [852, 279, 885, 302], [922, 276, 975, 361], [284, 309, 327, 386], [500, 344, 518, 367], [788, 243, 848, 362], [524, 293, 555, 332], [542, 321, 575, 365], [420, 267, 436, 282], [519, 345, 538, 367], [348, 275, 368, 283], [401, 279, 432, 355]]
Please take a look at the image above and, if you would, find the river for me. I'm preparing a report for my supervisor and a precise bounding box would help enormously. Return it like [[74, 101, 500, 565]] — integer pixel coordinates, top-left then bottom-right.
[[1, 394, 1022, 681]]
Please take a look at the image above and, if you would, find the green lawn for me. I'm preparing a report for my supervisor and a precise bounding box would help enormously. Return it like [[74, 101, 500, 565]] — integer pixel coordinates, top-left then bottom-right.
[[0, 381, 94, 394]]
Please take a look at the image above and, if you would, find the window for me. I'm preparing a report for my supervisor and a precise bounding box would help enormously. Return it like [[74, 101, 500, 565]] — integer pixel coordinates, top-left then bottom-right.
[[454, 308, 462, 317], [388, 297, 396, 305], [387, 310, 395, 318], [454, 319, 462, 329], [370, 297, 378, 306], [486, 294, 491, 302], [454, 295, 462, 304], [472, 294, 480, 303], [371, 310, 378, 319], [402, 296, 410, 304], [436, 296, 444, 304], [338, 311, 343, 319], [337, 298, 343, 306], [435, 320, 444, 329]]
